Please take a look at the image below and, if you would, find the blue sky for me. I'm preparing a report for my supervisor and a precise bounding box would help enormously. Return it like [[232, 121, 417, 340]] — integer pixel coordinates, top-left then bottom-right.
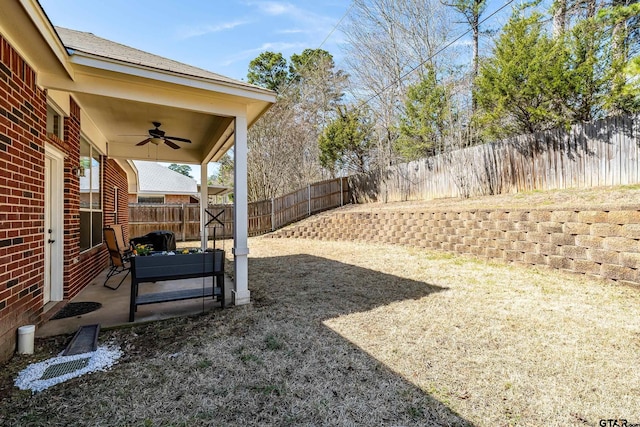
[[39, 0, 350, 82]]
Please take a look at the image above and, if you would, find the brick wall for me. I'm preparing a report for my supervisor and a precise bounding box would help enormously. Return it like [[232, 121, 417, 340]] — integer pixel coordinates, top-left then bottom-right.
[[0, 35, 125, 362], [104, 159, 130, 241], [165, 194, 197, 204], [58, 102, 130, 302], [62, 98, 84, 299], [0, 34, 48, 362], [269, 207, 640, 287]]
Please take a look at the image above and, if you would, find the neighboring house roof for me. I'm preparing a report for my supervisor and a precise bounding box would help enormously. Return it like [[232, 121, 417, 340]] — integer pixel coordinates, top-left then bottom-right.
[[133, 161, 198, 195], [55, 27, 257, 91]]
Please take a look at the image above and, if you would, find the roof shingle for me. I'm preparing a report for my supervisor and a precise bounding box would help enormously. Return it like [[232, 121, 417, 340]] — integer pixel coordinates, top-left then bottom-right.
[[55, 26, 256, 89], [133, 161, 198, 195]]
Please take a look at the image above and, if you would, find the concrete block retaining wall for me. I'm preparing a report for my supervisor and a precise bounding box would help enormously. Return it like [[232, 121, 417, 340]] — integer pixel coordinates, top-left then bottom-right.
[[268, 207, 640, 286]]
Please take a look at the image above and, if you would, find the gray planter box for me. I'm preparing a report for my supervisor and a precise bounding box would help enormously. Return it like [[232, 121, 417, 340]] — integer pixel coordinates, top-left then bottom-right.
[[129, 250, 225, 321]]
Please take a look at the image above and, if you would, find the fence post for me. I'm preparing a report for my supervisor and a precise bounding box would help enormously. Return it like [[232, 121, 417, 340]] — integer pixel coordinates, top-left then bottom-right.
[[308, 184, 311, 217], [181, 203, 186, 242], [271, 198, 275, 231], [340, 177, 343, 207]]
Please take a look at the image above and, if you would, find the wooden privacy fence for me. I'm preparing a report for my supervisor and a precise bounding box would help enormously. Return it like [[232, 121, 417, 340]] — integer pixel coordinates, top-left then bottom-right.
[[350, 114, 640, 203], [129, 177, 350, 241]]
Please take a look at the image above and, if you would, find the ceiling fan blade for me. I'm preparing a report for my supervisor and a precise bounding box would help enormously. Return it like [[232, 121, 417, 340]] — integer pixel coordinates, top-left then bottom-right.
[[164, 135, 192, 143], [136, 138, 152, 146], [163, 139, 181, 150]]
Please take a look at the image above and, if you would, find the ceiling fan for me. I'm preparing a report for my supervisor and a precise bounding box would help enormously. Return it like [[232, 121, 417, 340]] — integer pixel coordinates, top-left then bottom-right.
[[136, 122, 191, 150]]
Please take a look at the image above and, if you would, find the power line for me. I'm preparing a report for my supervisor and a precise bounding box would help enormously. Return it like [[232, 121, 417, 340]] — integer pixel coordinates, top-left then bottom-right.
[[318, 2, 355, 51], [274, 2, 354, 95], [360, 0, 517, 106]]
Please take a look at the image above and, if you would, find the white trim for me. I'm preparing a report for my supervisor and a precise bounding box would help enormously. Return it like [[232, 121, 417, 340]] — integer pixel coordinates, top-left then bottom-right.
[[44, 144, 65, 302], [46, 97, 66, 118], [45, 105, 64, 140], [125, 159, 140, 194], [44, 143, 65, 162], [79, 109, 109, 155], [40, 69, 252, 118], [81, 131, 105, 156], [67, 52, 275, 101], [200, 162, 208, 251], [16, 0, 74, 78], [233, 115, 250, 306], [46, 90, 71, 116], [79, 138, 104, 252]]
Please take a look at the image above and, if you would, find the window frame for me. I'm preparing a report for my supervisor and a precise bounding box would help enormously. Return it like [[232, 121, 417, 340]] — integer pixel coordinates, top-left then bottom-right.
[[137, 195, 166, 204], [79, 136, 104, 252], [46, 102, 64, 140]]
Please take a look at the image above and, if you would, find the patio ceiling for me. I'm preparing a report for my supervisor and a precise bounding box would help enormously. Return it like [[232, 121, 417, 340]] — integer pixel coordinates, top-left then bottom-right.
[[44, 65, 274, 166], [74, 92, 235, 165]]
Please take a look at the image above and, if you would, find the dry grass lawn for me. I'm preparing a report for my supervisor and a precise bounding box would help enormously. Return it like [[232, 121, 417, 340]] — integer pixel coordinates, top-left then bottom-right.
[[1, 235, 639, 426]]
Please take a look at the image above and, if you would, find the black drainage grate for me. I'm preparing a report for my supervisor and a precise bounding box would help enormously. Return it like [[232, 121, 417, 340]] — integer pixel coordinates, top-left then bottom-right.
[[39, 358, 91, 381]]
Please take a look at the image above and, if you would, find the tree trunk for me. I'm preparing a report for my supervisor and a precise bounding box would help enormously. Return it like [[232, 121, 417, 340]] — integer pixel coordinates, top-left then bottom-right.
[[552, 0, 567, 36], [472, 9, 479, 115], [469, 0, 483, 117]]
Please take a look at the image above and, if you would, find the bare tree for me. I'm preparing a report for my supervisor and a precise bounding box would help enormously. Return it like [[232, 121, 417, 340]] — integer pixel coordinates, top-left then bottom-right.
[[289, 49, 349, 184], [441, 0, 487, 116], [245, 49, 348, 201], [342, 0, 459, 172], [247, 98, 307, 201]]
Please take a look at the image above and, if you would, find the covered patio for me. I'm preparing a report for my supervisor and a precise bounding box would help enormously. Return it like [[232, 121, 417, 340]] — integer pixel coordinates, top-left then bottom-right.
[[36, 251, 234, 337], [45, 27, 275, 308], [0, 1, 274, 360]]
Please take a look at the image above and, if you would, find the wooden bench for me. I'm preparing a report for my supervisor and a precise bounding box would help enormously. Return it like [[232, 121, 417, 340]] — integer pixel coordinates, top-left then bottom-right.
[[129, 250, 225, 322]]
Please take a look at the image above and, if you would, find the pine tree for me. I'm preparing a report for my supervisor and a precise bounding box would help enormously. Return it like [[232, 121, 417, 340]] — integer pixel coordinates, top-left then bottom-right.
[[474, 10, 570, 139]]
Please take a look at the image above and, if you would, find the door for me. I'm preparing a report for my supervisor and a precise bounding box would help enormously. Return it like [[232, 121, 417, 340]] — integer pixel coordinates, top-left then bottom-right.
[[44, 156, 51, 303], [44, 145, 64, 304]]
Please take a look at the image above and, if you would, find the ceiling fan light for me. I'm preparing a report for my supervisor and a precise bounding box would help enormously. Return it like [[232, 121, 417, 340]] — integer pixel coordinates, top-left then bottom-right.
[[150, 137, 162, 145]]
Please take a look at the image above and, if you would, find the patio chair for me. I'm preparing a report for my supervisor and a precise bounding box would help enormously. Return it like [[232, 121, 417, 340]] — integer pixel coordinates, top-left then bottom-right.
[[103, 226, 131, 290], [111, 224, 133, 257]]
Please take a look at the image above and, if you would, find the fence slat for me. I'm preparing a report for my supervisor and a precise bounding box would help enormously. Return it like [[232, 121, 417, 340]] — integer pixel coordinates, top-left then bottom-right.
[[349, 114, 640, 203], [129, 177, 349, 240]]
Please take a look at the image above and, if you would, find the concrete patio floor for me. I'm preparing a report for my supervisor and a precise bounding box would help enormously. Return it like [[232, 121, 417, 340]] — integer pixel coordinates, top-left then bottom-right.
[[37, 265, 232, 338]]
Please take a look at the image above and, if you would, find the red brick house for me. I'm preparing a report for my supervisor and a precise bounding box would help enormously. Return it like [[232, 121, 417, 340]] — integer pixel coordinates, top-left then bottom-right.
[[0, 0, 275, 361]]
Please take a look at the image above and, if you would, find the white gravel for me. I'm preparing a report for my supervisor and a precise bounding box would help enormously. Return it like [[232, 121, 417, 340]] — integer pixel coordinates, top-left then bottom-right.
[[14, 345, 122, 393]]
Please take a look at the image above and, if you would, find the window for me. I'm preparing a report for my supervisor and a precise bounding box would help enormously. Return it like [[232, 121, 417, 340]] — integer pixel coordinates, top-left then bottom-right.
[[137, 196, 165, 204], [79, 138, 102, 251], [46, 105, 63, 139]]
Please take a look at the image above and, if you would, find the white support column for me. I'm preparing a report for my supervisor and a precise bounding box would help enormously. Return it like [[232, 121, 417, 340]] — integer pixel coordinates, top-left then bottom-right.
[[200, 161, 208, 250], [233, 115, 250, 305]]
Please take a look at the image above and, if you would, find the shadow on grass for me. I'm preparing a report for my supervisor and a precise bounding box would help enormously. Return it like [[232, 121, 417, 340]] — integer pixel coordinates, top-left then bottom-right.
[[250, 254, 445, 316], [247, 253, 475, 426], [0, 252, 475, 426]]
